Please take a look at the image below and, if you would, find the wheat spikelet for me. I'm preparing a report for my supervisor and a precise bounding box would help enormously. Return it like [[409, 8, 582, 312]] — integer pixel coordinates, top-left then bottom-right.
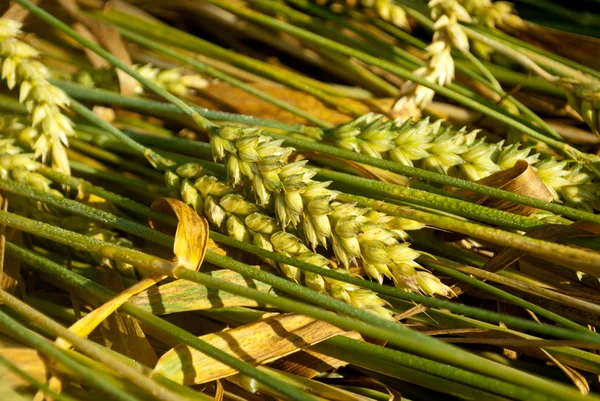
[[168, 169, 402, 320], [315, 0, 410, 30], [134, 64, 209, 96], [329, 113, 600, 210], [0, 19, 74, 175], [209, 125, 447, 293], [459, 0, 516, 28], [392, 0, 471, 113]]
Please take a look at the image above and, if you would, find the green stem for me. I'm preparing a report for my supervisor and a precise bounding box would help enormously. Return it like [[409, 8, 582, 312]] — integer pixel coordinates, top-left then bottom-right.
[[70, 138, 164, 182], [37, 167, 175, 224], [315, 337, 549, 401], [337, 193, 600, 275], [423, 260, 589, 332], [209, 0, 590, 161], [3, 177, 592, 339], [69, 160, 170, 197], [98, 9, 366, 116], [112, 25, 332, 128], [267, 130, 600, 225], [7, 241, 594, 401], [470, 26, 599, 81], [314, 168, 543, 231], [51, 81, 316, 135], [0, 309, 145, 401], [0, 290, 201, 401]]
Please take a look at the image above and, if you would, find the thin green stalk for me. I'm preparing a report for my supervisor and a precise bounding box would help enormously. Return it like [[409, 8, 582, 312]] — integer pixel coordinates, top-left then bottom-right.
[[4, 177, 592, 338], [314, 337, 550, 401], [266, 130, 600, 224], [111, 25, 331, 127], [98, 9, 366, 116], [254, 0, 560, 141], [337, 193, 600, 275], [7, 241, 595, 401], [287, 0, 423, 66], [0, 291, 201, 401], [63, 93, 600, 229], [245, 0, 416, 82], [313, 168, 544, 231], [0, 355, 78, 401], [209, 0, 594, 164], [63, 85, 599, 230], [50, 82, 315, 135], [69, 160, 170, 197], [70, 138, 164, 182], [78, 124, 214, 160], [37, 166, 175, 224], [68, 98, 153, 160], [0, 309, 145, 401], [471, 26, 600, 81], [13, 0, 215, 131]]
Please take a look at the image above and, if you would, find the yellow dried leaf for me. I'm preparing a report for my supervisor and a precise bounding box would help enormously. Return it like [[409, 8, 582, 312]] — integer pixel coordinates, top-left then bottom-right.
[[270, 331, 365, 378], [95, 267, 158, 367], [149, 197, 209, 271], [131, 270, 274, 315], [153, 314, 350, 385], [56, 198, 208, 348]]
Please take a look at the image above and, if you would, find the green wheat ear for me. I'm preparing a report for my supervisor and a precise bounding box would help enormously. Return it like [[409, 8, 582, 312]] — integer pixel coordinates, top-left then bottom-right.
[[327, 113, 600, 211], [0, 18, 74, 175]]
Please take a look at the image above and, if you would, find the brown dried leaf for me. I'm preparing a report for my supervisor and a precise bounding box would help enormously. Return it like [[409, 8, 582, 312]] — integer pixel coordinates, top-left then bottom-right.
[[153, 313, 350, 385], [72, 22, 111, 69], [57, 0, 141, 95], [455, 160, 553, 216], [193, 82, 366, 125]]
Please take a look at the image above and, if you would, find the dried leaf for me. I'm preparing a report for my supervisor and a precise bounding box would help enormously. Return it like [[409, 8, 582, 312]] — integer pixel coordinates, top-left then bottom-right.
[[1, 0, 40, 21], [193, 82, 367, 125], [153, 314, 350, 385], [270, 331, 365, 379], [541, 349, 590, 394], [149, 197, 209, 271], [130, 270, 273, 315], [72, 22, 111, 69], [57, 0, 141, 95], [95, 267, 158, 367], [0, 334, 48, 387], [455, 161, 553, 216], [56, 198, 208, 346]]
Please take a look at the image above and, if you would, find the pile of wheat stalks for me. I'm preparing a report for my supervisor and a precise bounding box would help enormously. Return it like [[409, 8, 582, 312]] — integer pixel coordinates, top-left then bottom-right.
[[1, 1, 600, 401]]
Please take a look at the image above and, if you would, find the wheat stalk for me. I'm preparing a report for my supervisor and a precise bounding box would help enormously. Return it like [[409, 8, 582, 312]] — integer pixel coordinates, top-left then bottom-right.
[[166, 163, 451, 316], [0, 19, 74, 175], [392, 0, 471, 113], [209, 125, 452, 295], [329, 113, 600, 211]]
